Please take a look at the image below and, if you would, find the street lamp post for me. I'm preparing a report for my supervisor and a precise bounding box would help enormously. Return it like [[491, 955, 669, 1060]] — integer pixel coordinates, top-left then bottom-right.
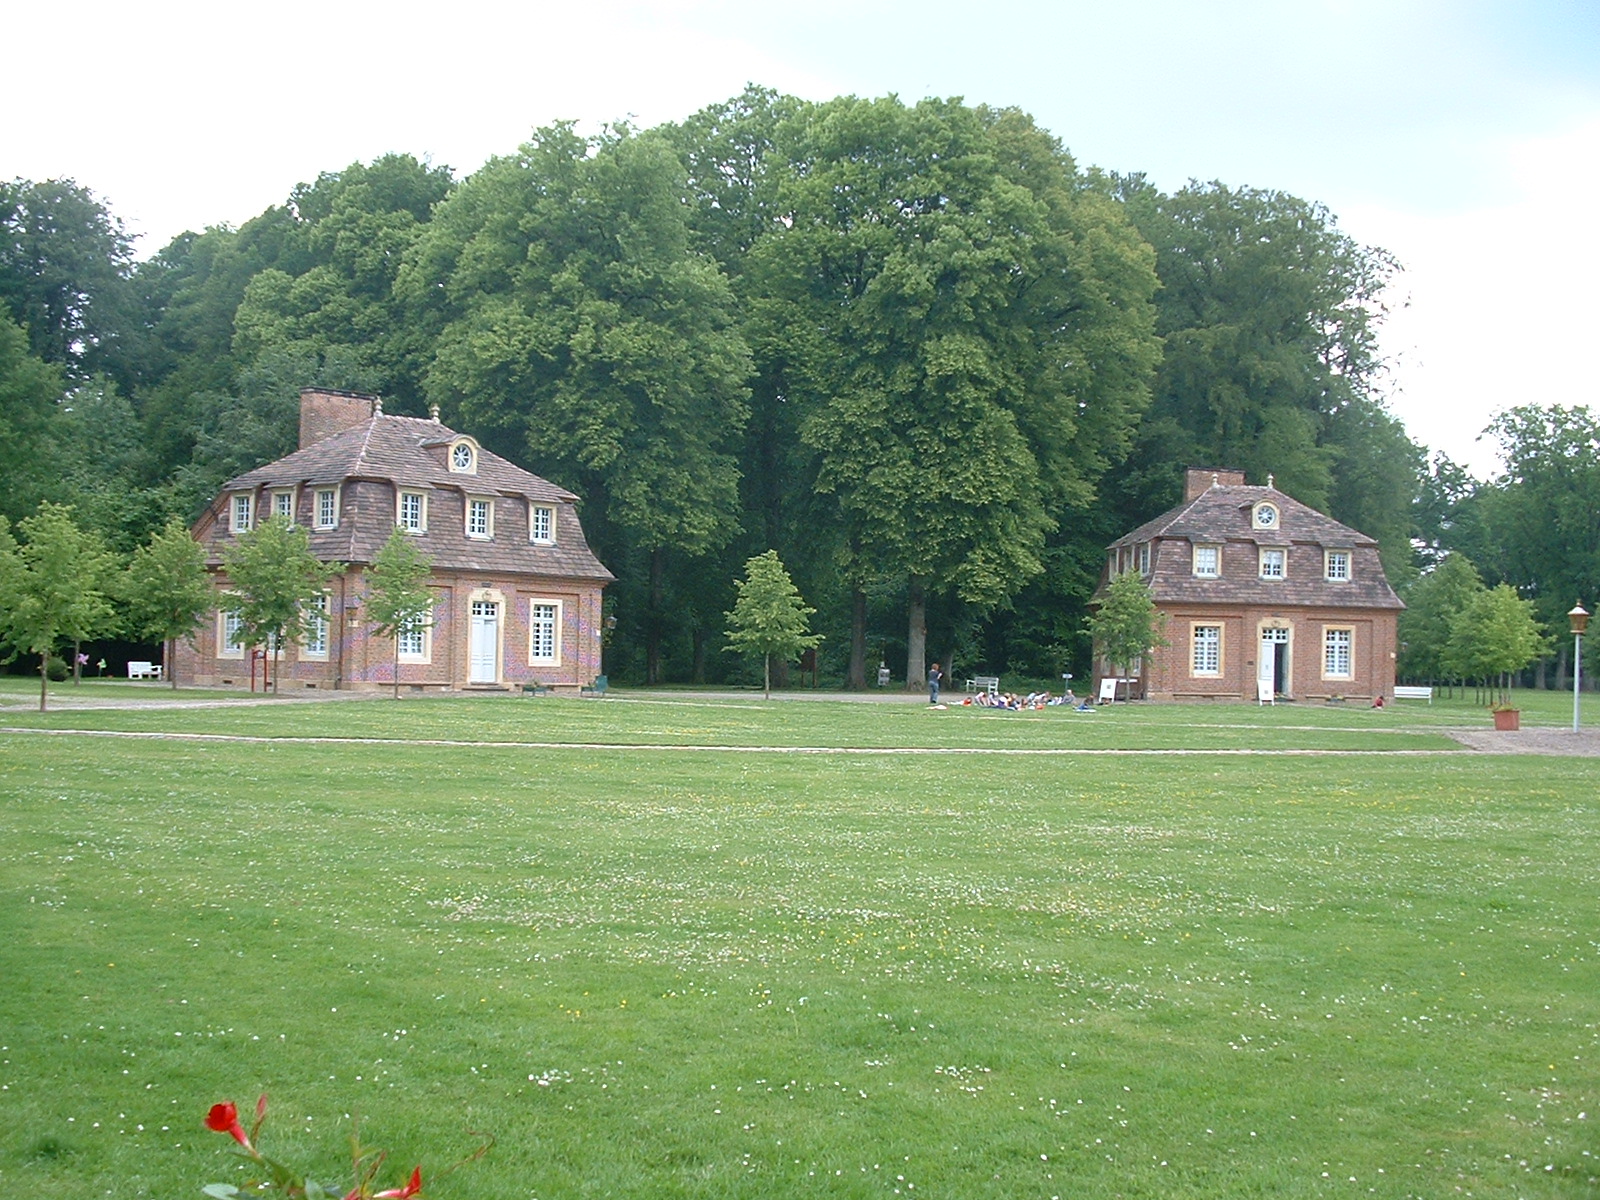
[[1569, 602, 1589, 733]]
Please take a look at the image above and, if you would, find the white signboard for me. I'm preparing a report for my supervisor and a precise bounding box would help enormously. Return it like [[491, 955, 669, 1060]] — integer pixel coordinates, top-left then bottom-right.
[[1098, 676, 1119, 704]]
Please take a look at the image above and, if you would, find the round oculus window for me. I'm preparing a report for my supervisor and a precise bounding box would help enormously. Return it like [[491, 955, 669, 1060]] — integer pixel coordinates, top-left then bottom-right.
[[451, 443, 473, 471], [1256, 504, 1278, 528]]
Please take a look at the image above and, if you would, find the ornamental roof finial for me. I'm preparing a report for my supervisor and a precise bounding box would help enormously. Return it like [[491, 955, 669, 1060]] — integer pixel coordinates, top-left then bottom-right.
[[1267, 472, 1275, 489], [429, 403, 441, 422]]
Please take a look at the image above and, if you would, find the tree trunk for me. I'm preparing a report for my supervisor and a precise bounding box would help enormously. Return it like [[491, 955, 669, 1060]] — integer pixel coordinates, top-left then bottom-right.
[[764, 654, 771, 701], [38, 651, 48, 713], [847, 586, 868, 690], [393, 640, 401, 701], [905, 575, 927, 693], [72, 639, 81, 686], [168, 636, 178, 689], [646, 547, 664, 685]]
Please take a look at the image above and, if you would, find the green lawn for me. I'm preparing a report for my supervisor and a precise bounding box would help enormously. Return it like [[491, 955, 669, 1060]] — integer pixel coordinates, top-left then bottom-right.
[[1, 690, 1596, 1198]]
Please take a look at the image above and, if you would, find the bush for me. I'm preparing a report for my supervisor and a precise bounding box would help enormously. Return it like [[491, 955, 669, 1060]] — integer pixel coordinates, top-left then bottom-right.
[[45, 656, 69, 682]]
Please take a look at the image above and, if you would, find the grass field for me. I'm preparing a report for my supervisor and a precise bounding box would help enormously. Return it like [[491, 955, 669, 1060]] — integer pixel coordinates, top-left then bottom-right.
[[2, 685, 1597, 1198]]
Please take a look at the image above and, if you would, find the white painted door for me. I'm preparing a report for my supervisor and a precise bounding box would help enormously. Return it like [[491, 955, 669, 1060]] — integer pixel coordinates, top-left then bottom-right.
[[469, 600, 499, 683], [1259, 628, 1288, 702]]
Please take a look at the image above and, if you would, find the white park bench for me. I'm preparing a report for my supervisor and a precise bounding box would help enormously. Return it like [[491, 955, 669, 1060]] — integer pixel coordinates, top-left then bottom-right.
[[966, 675, 1000, 697], [1393, 685, 1433, 703], [127, 661, 164, 680]]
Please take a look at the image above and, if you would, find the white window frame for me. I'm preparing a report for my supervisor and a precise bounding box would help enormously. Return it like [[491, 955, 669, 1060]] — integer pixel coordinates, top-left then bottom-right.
[[1253, 502, 1279, 531], [301, 594, 329, 659], [466, 496, 494, 539], [315, 487, 339, 530], [529, 503, 555, 545], [1192, 623, 1222, 677], [271, 489, 295, 522], [397, 602, 434, 663], [398, 489, 428, 534], [219, 602, 246, 660], [529, 599, 562, 665], [1325, 549, 1351, 581], [231, 493, 253, 534], [1137, 543, 1151, 575], [449, 441, 476, 474], [1193, 544, 1220, 578], [1259, 547, 1286, 580], [1323, 626, 1353, 680]]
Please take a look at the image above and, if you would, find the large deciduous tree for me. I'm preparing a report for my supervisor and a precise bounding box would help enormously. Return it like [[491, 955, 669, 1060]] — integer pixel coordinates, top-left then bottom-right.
[[0, 177, 136, 384], [1109, 179, 1407, 540], [750, 96, 1159, 689], [405, 123, 752, 683], [1446, 583, 1550, 706]]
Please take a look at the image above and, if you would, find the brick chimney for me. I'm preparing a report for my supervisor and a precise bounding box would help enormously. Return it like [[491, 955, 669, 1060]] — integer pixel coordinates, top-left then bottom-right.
[[299, 388, 378, 449], [1185, 467, 1247, 501]]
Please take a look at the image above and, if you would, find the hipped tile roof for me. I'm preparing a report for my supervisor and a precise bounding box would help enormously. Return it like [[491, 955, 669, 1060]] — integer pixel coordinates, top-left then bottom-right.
[[219, 414, 613, 581], [1105, 483, 1402, 610]]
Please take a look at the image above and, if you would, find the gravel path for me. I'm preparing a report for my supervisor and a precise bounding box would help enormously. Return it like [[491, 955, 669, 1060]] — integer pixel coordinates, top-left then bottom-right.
[[1443, 726, 1600, 755]]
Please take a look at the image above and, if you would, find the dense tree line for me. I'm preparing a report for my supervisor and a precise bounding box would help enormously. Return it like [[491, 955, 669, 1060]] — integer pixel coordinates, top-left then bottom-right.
[[3, 89, 1591, 688]]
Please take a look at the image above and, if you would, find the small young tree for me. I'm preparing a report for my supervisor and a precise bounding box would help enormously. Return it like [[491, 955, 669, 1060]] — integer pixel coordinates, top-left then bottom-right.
[[122, 518, 216, 689], [1447, 583, 1551, 708], [724, 550, 822, 700], [0, 502, 118, 711], [221, 517, 342, 693], [1087, 572, 1168, 695], [364, 527, 436, 700]]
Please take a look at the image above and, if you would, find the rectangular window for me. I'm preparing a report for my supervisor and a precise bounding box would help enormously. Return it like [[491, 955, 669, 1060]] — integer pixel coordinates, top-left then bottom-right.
[[529, 601, 560, 663], [315, 488, 338, 529], [1259, 547, 1286, 579], [272, 490, 295, 521], [1193, 545, 1220, 578], [1325, 549, 1351, 581], [231, 493, 253, 533], [1137, 543, 1151, 574], [1192, 624, 1222, 676], [397, 606, 433, 663], [398, 490, 426, 533], [467, 497, 493, 538], [1324, 627, 1353, 678], [219, 606, 246, 659], [301, 594, 329, 658], [530, 503, 554, 544]]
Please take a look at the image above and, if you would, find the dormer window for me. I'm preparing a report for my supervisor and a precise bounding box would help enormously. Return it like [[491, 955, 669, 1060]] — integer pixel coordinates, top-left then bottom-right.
[[1193, 544, 1220, 578], [1137, 543, 1151, 574], [467, 496, 493, 539], [1259, 547, 1287, 579], [530, 503, 555, 544], [1325, 549, 1351, 581], [450, 442, 476, 473], [231, 493, 253, 533], [1252, 502, 1279, 531]]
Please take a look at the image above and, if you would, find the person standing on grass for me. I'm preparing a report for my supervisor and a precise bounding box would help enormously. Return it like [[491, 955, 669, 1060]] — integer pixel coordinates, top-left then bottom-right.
[[928, 661, 943, 706]]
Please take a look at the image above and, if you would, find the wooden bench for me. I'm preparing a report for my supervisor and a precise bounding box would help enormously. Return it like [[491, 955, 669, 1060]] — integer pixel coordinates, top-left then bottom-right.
[[127, 661, 163, 681], [1393, 686, 1433, 703], [966, 675, 1000, 697]]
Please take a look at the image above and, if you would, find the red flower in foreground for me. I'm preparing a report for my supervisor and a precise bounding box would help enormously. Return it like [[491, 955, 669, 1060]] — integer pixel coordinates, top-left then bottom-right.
[[374, 1165, 424, 1198], [204, 1100, 255, 1152]]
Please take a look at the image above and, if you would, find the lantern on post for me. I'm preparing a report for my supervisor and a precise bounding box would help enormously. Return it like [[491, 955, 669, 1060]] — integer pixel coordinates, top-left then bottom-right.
[[1569, 602, 1589, 733]]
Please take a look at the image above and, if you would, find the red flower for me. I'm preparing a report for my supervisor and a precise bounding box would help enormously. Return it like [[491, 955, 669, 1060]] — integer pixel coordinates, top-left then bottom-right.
[[204, 1100, 255, 1152], [374, 1165, 424, 1198]]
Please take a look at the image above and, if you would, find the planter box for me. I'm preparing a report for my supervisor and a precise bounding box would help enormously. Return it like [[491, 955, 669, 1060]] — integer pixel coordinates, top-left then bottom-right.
[[1492, 708, 1521, 731]]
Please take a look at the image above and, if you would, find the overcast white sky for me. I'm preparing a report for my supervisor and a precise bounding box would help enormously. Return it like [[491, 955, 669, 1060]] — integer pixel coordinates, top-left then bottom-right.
[[8, 0, 1597, 477]]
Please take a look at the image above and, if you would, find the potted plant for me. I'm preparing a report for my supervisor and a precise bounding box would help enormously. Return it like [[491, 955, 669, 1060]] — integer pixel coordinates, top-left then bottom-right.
[[1491, 702, 1520, 731]]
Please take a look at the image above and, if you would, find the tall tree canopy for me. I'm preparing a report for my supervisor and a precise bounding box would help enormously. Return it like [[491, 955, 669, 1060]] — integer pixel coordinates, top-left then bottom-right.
[[749, 96, 1159, 686], [1109, 179, 1408, 534]]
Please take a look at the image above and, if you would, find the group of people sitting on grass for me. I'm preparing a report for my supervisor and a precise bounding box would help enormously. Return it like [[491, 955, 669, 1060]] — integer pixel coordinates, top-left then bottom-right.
[[961, 688, 1094, 711]]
